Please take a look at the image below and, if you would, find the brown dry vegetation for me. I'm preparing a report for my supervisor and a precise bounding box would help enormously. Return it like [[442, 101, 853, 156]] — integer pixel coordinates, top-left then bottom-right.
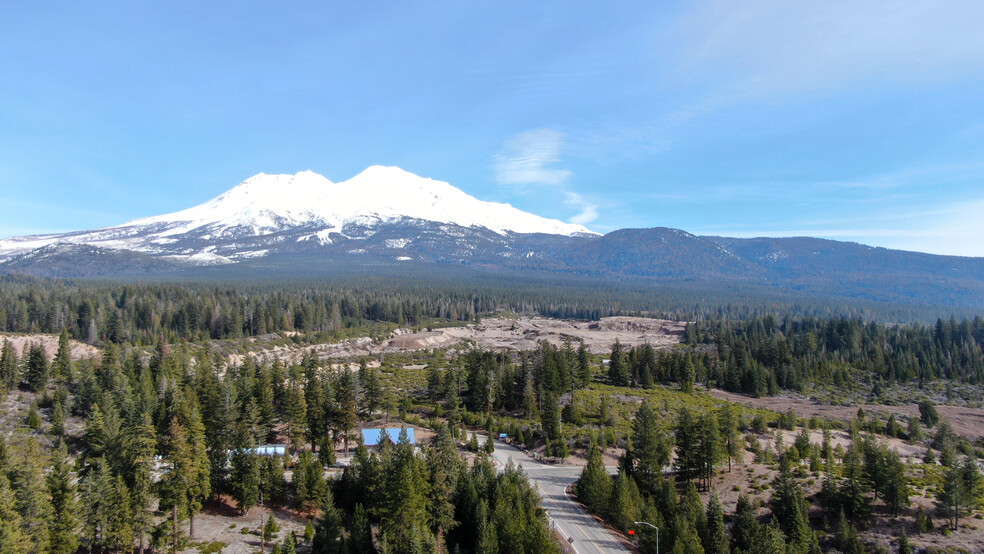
[[708, 389, 984, 441], [0, 332, 101, 360]]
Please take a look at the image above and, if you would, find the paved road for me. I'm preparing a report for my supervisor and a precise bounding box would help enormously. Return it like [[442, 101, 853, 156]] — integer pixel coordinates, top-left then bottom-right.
[[470, 432, 628, 554]]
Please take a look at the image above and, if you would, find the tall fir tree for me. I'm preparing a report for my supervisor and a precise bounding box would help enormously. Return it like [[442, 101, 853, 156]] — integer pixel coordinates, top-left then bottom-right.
[[46, 447, 80, 554], [632, 401, 672, 492], [312, 487, 345, 554], [52, 329, 73, 381], [703, 494, 729, 554], [577, 443, 613, 515], [0, 339, 18, 392], [23, 341, 50, 392]]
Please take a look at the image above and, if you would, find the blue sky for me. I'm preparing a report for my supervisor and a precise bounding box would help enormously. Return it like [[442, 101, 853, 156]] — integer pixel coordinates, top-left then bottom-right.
[[2, 1, 983, 255]]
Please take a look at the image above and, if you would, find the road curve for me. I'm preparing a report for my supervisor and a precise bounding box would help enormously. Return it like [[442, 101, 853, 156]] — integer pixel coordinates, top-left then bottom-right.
[[471, 432, 628, 554]]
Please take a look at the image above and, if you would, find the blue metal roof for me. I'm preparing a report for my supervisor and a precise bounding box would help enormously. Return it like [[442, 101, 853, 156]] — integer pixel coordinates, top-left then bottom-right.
[[233, 445, 287, 457], [362, 427, 415, 446]]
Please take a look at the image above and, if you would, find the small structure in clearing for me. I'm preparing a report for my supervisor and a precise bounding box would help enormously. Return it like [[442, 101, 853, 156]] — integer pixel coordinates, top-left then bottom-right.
[[362, 427, 415, 447]]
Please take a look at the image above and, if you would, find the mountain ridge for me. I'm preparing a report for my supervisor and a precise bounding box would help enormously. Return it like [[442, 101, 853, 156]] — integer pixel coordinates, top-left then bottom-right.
[[3, 167, 984, 309], [0, 166, 595, 264]]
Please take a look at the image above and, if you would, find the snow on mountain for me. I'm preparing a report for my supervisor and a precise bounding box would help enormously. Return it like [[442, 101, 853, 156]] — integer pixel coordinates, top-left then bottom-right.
[[0, 166, 596, 263], [133, 165, 593, 236]]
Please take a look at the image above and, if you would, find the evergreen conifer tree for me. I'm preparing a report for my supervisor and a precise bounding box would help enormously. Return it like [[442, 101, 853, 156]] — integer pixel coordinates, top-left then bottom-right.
[[23, 342, 50, 392], [0, 339, 18, 392], [703, 494, 729, 554], [46, 447, 80, 553], [577, 443, 613, 514]]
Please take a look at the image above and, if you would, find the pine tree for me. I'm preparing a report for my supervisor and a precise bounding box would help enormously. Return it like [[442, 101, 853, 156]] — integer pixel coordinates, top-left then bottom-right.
[[672, 519, 705, 554], [46, 447, 80, 554], [838, 441, 872, 522], [729, 495, 757, 553], [335, 371, 359, 456], [80, 457, 113, 551], [263, 513, 281, 542], [425, 439, 456, 550], [25, 400, 42, 430], [161, 417, 194, 522], [364, 365, 382, 417], [381, 432, 431, 549], [285, 383, 308, 452], [349, 503, 375, 554], [681, 482, 707, 544], [577, 341, 592, 386], [907, 416, 922, 442], [609, 471, 643, 531], [697, 412, 722, 491], [609, 340, 630, 386], [703, 494, 729, 554], [475, 499, 498, 553], [0, 473, 30, 553], [937, 455, 981, 529], [681, 358, 696, 394], [8, 437, 52, 552], [718, 404, 742, 472], [577, 443, 613, 515], [294, 450, 327, 511], [882, 448, 909, 516], [52, 329, 73, 381], [183, 403, 211, 537], [632, 401, 672, 492], [229, 450, 261, 514], [127, 412, 157, 554], [833, 509, 863, 554], [283, 531, 299, 554], [751, 523, 787, 554], [23, 341, 50, 392], [107, 475, 135, 551], [50, 396, 65, 436], [312, 487, 345, 554], [675, 406, 701, 486], [897, 529, 911, 554], [0, 339, 18, 392]]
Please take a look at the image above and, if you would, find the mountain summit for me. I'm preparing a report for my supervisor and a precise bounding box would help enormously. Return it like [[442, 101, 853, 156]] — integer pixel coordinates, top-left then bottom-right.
[[0, 166, 594, 264], [129, 165, 594, 237], [4, 167, 984, 309]]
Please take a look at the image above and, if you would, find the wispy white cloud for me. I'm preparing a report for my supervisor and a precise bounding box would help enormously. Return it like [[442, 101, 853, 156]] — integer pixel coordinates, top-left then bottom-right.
[[494, 128, 572, 187], [494, 129, 601, 227], [695, 198, 984, 257], [564, 191, 600, 225]]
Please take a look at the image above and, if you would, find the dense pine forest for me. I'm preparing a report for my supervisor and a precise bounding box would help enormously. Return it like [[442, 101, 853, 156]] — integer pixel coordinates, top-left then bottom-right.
[[1, 274, 977, 346], [2, 276, 984, 552]]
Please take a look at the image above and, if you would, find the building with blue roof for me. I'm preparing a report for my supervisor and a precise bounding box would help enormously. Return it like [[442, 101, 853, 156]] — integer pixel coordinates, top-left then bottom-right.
[[361, 427, 415, 447]]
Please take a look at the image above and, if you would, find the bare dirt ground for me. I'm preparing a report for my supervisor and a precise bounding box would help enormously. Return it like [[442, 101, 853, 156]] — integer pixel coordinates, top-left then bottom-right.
[[708, 389, 984, 441], [384, 316, 685, 355], [187, 498, 309, 553], [227, 316, 685, 367], [0, 332, 101, 360]]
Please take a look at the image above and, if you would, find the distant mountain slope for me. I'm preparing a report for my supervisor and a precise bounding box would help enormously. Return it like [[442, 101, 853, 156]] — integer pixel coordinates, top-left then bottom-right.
[[0, 166, 594, 265], [548, 228, 766, 280], [2, 167, 984, 309]]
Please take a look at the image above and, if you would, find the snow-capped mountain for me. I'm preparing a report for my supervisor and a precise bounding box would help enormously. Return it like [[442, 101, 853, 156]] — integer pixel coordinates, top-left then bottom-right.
[[7, 166, 984, 310], [0, 166, 595, 265]]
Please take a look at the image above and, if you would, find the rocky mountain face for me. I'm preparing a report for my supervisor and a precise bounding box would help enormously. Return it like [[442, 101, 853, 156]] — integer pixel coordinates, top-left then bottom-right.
[[3, 166, 984, 307]]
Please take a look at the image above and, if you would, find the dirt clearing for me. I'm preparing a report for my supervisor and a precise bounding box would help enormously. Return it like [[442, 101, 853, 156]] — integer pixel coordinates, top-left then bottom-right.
[[708, 389, 984, 441]]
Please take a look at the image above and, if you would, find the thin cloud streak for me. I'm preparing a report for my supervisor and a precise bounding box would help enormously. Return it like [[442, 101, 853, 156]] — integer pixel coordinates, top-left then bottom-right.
[[493, 129, 571, 187], [493, 129, 600, 226], [695, 198, 984, 257]]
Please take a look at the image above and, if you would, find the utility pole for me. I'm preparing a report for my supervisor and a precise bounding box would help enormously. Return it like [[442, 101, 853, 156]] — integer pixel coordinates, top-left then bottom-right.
[[633, 521, 659, 554]]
